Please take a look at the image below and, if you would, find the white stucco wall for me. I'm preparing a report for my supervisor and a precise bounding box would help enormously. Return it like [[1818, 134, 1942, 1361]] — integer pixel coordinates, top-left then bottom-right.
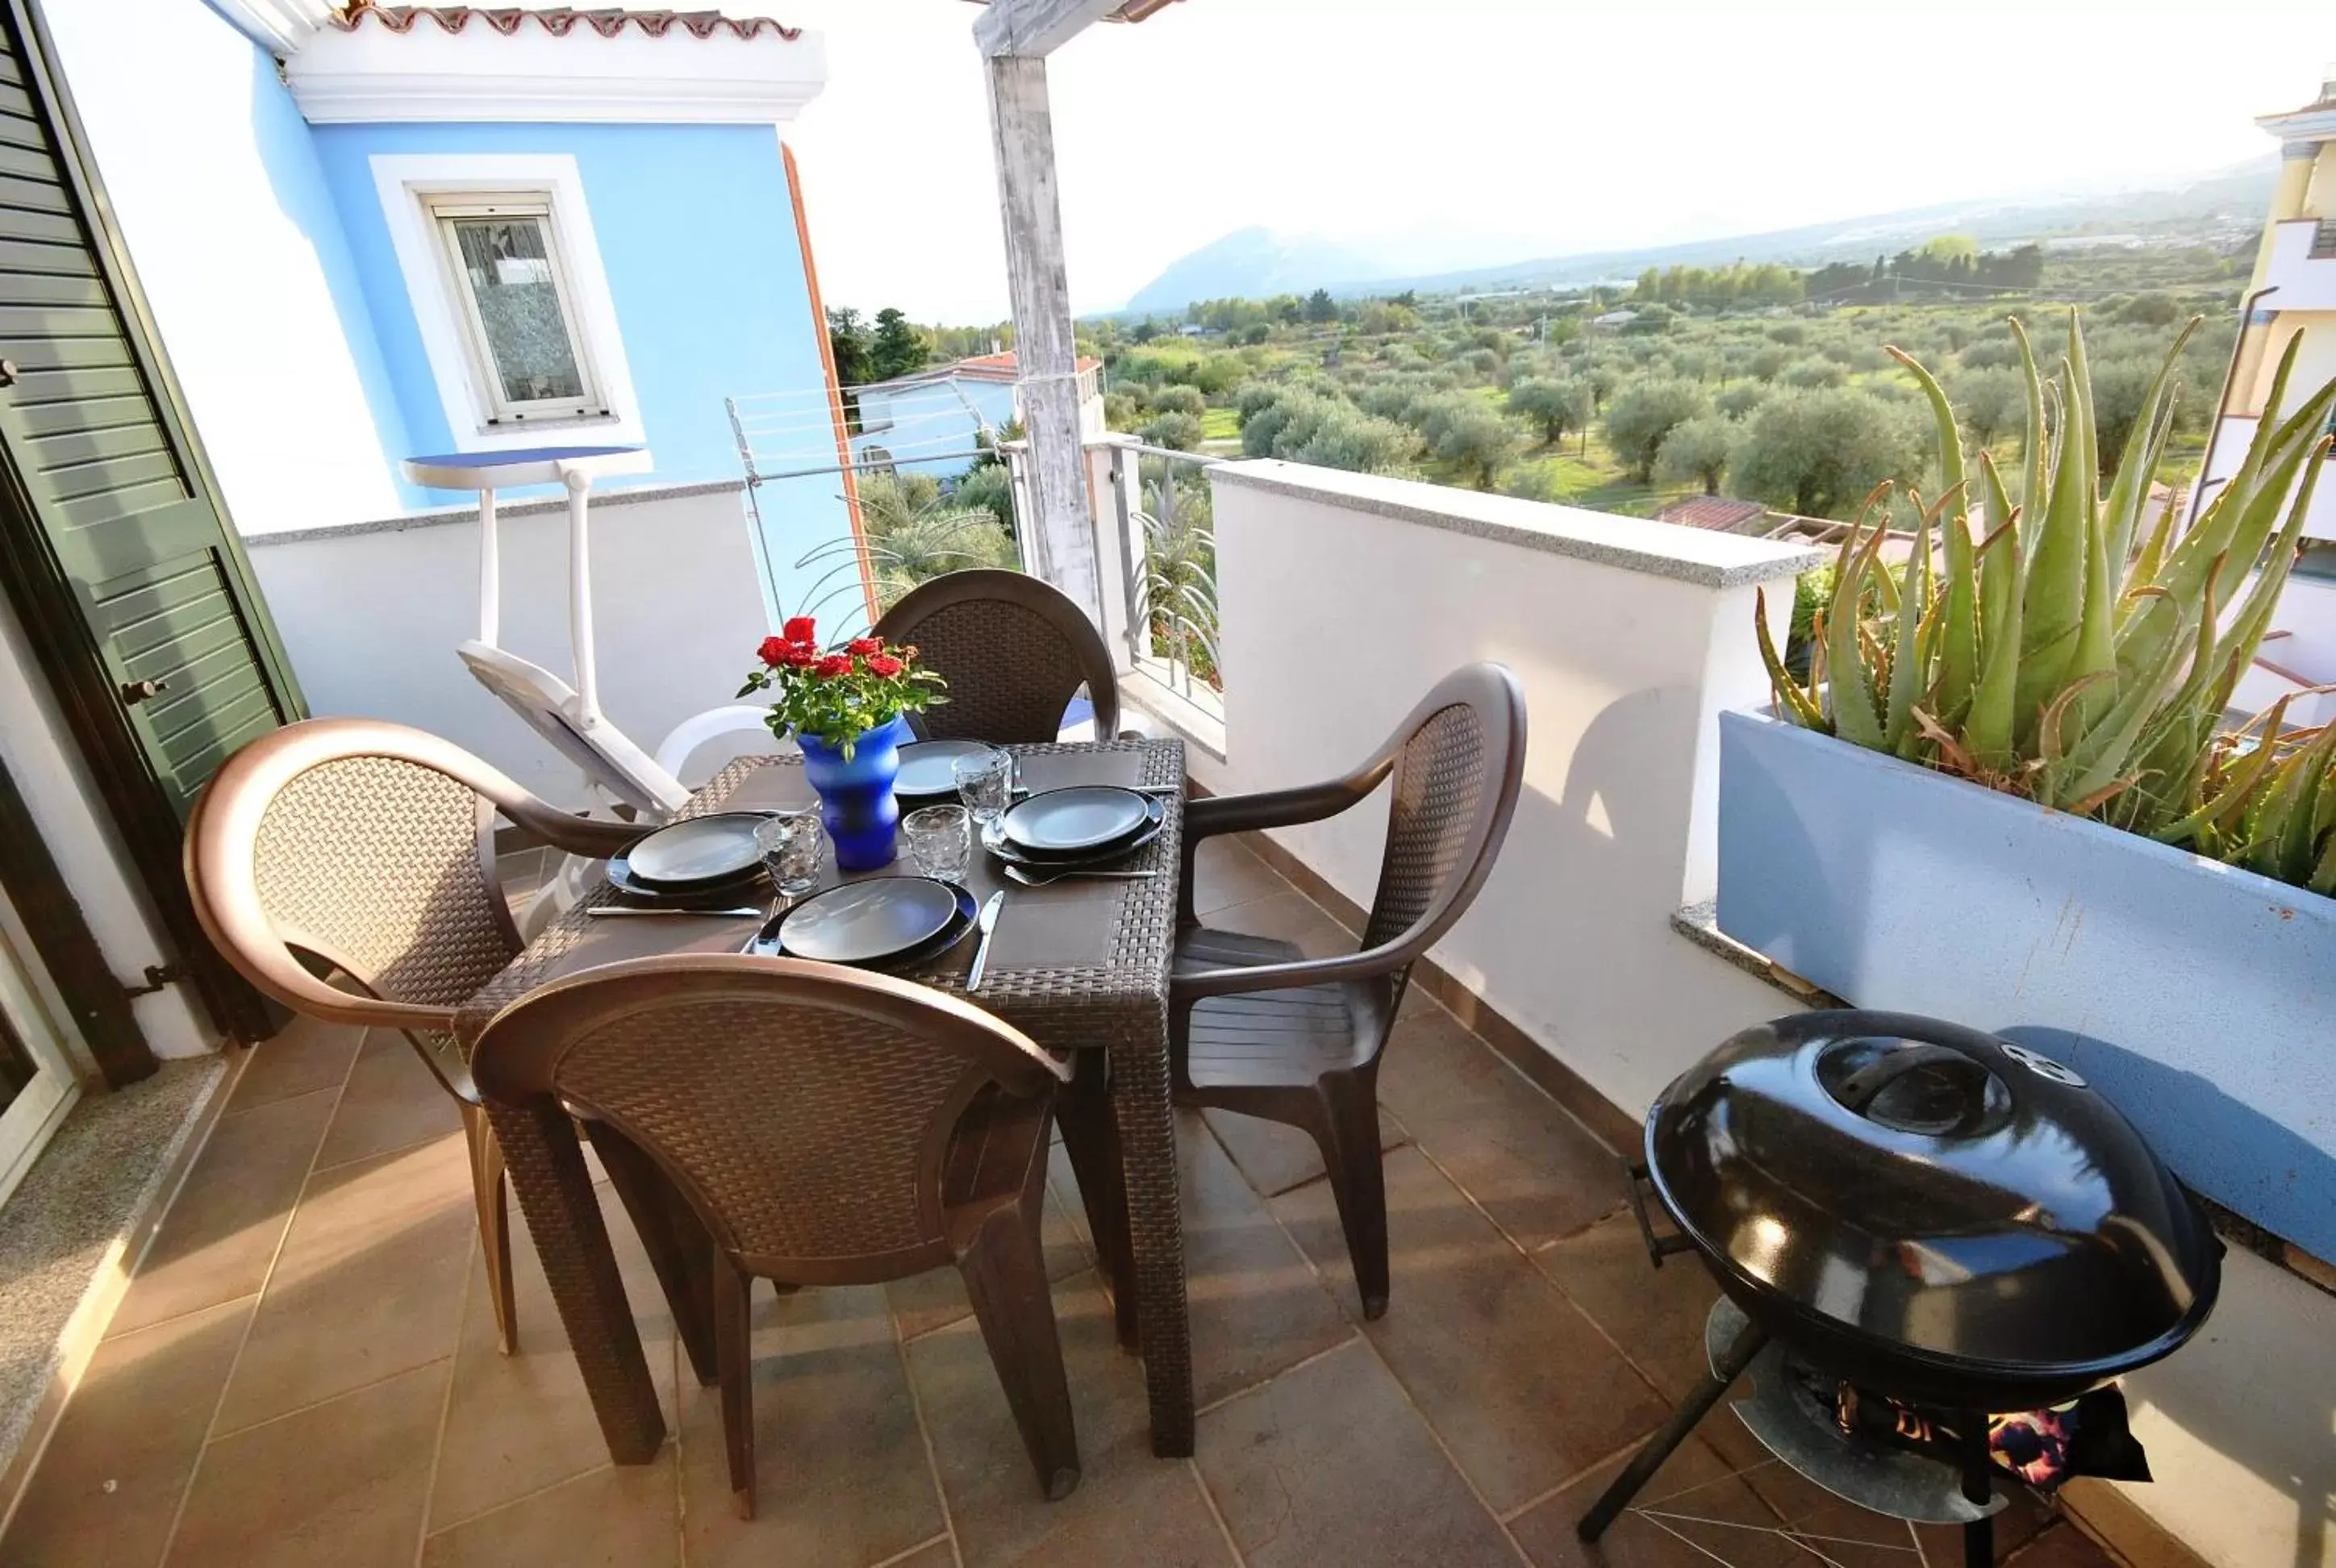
[[0, 602, 214, 1061], [1203, 460, 1817, 1113], [1187, 457, 2336, 1568], [244, 481, 774, 806], [43, 0, 406, 536]]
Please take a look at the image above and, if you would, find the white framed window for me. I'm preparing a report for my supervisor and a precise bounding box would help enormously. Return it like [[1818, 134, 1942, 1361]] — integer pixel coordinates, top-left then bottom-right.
[[424, 191, 605, 426], [371, 153, 648, 455]]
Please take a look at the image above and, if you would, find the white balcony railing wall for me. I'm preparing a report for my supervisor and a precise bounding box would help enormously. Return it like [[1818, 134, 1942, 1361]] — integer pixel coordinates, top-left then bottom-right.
[[1113, 456, 2336, 1568]]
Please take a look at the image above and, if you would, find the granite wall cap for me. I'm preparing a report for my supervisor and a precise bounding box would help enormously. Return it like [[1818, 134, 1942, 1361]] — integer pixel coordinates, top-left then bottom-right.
[[1210, 460, 1826, 589]]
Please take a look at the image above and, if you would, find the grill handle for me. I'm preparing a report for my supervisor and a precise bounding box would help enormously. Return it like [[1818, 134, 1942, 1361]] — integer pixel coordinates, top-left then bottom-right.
[[1833, 1041, 1992, 1116], [1624, 1161, 1697, 1269]]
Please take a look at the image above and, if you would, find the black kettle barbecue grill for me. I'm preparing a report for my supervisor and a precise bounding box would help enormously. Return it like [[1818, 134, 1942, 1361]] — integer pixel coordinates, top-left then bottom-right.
[[1578, 1011, 2221, 1563]]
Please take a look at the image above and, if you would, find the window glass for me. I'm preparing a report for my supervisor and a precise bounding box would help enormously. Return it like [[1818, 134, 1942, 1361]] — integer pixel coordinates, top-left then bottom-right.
[[446, 214, 586, 407]]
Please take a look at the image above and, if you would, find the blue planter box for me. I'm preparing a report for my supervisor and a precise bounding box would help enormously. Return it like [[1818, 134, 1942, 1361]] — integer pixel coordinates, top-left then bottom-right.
[[1715, 707, 2336, 1259]]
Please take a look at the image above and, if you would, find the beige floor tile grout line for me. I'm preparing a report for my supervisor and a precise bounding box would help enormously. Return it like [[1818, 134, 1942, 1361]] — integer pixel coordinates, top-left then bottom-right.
[[865, 1531, 954, 1568], [308, 1120, 472, 1180], [1208, 1115, 1530, 1566], [883, 1292, 965, 1568], [410, 1228, 479, 1565], [156, 1026, 373, 1565], [1183, 1457, 1248, 1567], [1189, 1330, 1362, 1420]]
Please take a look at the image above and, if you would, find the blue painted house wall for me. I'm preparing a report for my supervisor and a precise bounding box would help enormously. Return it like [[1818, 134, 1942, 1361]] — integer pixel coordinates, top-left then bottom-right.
[[238, 43, 419, 509], [305, 120, 849, 623], [851, 375, 1016, 479]]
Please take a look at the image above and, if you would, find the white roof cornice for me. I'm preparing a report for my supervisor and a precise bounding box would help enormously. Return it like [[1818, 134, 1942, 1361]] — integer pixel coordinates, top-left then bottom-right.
[[286, 15, 827, 126], [2259, 102, 2336, 144]]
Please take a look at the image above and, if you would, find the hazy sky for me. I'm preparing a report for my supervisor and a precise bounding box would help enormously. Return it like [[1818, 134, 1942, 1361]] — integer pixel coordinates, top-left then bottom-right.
[[776, 0, 2333, 324]]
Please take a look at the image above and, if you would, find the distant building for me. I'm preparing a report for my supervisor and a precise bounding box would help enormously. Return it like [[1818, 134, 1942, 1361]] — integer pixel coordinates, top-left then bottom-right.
[[1589, 308, 1640, 328], [851, 351, 1103, 479], [2201, 68, 2336, 730], [1656, 496, 1767, 532], [2200, 69, 2336, 542]]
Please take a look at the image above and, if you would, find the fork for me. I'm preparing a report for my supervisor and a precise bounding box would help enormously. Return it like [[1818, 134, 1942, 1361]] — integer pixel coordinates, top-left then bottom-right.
[[1001, 865, 1159, 887]]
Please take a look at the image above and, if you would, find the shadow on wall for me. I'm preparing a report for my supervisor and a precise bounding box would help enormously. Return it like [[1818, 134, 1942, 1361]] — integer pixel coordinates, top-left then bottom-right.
[[1522, 678, 1786, 1109], [1997, 1025, 2336, 1568]]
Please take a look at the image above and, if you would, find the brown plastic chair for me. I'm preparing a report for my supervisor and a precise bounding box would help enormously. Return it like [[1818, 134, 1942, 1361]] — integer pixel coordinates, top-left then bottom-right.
[[1167, 663, 1526, 1318], [183, 717, 644, 1355], [874, 567, 1121, 742], [468, 953, 1080, 1515]]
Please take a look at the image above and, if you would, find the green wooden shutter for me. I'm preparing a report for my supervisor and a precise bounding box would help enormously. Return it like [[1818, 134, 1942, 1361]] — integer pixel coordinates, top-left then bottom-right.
[[0, 0, 305, 1040]]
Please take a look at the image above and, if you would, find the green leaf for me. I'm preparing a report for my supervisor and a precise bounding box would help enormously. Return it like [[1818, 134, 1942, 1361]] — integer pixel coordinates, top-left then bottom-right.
[[1964, 514, 2024, 772], [2016, 349, 2092, 746], [2012, 318, 2049, 557], [2099, 317, 2198, 576], [1884, 498, 1935, 757], [1754, 586, 1827, 730], [1825, 518, 1888, 749]]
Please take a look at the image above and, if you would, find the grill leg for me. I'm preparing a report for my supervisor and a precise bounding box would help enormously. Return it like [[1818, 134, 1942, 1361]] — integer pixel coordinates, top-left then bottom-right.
[[1960, 1412, 1996, 1568], [1575, 1319, 1768, 1542]]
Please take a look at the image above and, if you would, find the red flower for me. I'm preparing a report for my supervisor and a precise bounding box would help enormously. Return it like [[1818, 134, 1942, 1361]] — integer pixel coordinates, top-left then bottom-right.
[[782, 615, 816, 644], [846, 637, 882, 657], [779, 641, 817, 668], [757, 636, 789, 667], [866, 653, 904, 678], [813, 654, 852, 678]]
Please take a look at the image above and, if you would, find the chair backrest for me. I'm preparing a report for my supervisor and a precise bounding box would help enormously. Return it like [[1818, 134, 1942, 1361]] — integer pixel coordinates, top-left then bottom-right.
[[469, 954, 1071, 1281], [874, 568, 1120, 743], [1355, 663, 1528, 961], [185, 718, 582, 1047]]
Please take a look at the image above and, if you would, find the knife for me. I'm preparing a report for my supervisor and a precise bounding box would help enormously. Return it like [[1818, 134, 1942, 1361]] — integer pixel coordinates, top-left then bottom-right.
[[966, 891, 1005, 991], [587, 905, 763, 920]]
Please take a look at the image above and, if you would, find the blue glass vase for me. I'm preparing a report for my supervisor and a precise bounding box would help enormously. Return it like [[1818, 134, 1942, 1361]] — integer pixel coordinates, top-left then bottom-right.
[[795, 714, 912, 870]]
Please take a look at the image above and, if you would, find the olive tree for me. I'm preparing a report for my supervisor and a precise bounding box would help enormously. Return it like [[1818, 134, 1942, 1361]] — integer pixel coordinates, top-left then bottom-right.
[[1729, 387, 1925, 519], [1952, 365, 2026, 450], [1603, 377, 1710, 481], [1507, 377, 1593, 447], [1654, 415, 1736, 495]]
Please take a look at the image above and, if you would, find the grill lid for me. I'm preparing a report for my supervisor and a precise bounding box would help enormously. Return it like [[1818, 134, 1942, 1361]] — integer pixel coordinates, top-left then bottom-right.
[[1646, 1011, 2220, 1389]]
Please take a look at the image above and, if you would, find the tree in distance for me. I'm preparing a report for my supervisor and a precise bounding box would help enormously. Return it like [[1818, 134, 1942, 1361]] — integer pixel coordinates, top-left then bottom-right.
[[1953, 365, 2027, 450], [1655, 415, 1737, 496], [868, 307, 930, 381], [1508, 377, 1593, 448], [1729, 386, 1925, 520], [1604, 377, 1710, 482]]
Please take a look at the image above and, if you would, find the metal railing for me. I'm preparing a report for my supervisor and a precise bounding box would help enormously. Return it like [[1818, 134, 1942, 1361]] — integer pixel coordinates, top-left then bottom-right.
[[1100, 440, 1222, 706]]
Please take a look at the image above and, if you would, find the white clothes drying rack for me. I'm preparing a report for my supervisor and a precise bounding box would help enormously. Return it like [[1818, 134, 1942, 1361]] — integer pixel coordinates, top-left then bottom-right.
[[402, 444, 768, 816]]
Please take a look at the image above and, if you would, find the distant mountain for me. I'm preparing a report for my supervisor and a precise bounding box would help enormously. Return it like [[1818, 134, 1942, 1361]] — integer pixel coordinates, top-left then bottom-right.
[[1122, 227, 1395, 315], [1115, 161, 2277, 315]]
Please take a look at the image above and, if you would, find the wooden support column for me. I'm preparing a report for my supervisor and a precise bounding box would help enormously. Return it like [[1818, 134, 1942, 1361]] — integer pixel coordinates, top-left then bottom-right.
[[985, 51, 1103, 624]]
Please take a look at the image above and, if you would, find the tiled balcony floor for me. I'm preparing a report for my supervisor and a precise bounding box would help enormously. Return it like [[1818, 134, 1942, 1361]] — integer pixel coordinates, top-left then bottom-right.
[[2, 838, 2115, 1567]]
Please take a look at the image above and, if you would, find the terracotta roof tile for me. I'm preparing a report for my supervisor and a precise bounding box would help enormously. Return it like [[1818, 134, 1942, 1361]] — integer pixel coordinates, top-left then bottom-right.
[[1656, 495, 1770, 532], [335, 3, 803, 42]]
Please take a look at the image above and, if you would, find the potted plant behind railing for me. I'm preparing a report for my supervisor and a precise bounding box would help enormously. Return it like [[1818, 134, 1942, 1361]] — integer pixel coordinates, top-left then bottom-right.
[[739, 616, 946, 869], [1714, 314, 2336, 1257]]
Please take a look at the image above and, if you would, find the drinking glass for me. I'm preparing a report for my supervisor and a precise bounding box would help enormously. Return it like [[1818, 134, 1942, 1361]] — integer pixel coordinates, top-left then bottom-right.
[[754, 808, 826, 896], [953, 746, 1015, 824], [902, 803, 972, 882]]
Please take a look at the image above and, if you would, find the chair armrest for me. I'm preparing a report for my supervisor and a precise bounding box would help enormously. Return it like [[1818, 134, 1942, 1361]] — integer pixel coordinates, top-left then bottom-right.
[[1169, 936, 1412, 1003], [507, 800, 649, 861], [1177, 765, 1389, 924]]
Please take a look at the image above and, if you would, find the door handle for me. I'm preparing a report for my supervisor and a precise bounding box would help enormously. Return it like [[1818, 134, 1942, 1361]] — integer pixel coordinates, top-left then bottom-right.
[[119, 677, 167, 706]]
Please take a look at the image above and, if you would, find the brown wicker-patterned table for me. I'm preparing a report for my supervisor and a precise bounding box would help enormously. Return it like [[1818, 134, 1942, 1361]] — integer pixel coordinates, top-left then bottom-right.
[[453, 740, 1193, 1462]]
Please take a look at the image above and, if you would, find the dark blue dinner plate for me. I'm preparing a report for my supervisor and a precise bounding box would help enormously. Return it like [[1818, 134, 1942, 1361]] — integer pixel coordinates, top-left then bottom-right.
[[981, 794, 1163, 867], [745, 879, 977, 971]]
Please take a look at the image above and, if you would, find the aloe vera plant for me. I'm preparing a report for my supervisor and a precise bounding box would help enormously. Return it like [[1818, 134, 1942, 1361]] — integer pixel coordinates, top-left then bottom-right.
[[1758, 314, 2336, 897]]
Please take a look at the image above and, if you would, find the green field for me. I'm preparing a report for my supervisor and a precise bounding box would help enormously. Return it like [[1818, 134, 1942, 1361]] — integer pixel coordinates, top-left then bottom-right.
[[1082, 242, 2246, 526]]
